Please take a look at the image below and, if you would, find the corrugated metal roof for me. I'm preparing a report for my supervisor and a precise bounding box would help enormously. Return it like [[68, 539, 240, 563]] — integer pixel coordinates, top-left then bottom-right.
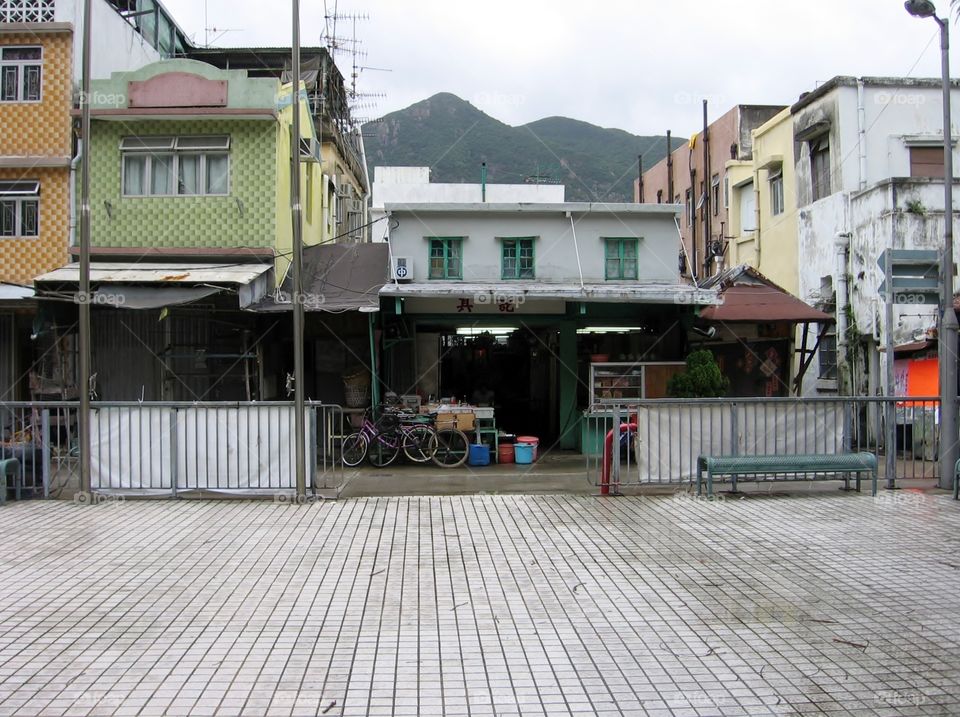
[[34, 262, 272, 285], [0, 282, 34, 301], [699, 284, 832, 323]]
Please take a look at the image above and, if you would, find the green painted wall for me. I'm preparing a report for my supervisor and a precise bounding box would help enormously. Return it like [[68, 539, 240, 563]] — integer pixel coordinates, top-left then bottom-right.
[[89, 119, 278, 249]]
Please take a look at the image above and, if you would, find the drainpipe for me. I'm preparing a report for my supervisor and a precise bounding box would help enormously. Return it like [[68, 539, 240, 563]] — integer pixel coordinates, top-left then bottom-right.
[[836, 232, 852, 394], [637, 154, 644, 203], [857, 80, 867, 191], [69, 140, 82, 249], [567, 211, 585, 290], [481, 162, 487, 202], [753, 167, 762, 270]]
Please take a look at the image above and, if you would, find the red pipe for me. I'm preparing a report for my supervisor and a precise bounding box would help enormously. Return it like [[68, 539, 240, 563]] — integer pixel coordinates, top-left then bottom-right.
[[601, 422, 636, 495]]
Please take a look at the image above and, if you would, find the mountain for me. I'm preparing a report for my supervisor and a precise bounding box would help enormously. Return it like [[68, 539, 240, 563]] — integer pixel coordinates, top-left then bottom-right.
[[362, 93, 670, 202]]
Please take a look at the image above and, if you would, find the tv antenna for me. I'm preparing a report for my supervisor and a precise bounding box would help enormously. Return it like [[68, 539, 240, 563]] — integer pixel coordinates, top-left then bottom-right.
[[203, 0, 240, 47]]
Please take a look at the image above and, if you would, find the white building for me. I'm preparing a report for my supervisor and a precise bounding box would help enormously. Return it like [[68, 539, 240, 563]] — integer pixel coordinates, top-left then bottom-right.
[[370, 166, 565, 241], [792, 76, 960, 396]]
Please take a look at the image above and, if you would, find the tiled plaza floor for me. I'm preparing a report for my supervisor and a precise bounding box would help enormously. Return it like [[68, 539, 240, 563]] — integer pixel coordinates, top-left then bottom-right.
[[1, 492, 959, 716]]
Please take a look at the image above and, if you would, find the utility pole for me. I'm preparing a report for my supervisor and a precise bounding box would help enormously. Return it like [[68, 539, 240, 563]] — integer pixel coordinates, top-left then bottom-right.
[[291, 0, 307, 500], [703, 99, 712, 276], [78, 0, 92, 496], [666, 130, 673, 202]]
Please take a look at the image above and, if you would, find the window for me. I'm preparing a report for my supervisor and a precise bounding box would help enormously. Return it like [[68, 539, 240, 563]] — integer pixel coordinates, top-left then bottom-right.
[[120, 135, 230, 196], [910, 146, 945, 179], [685, 188, 692, 226], [0, 46, 41, 102], [810, 135, 831, 201], [501, 237, 535, 279], [723, 176, 730, 209], [712, 174, 720, 216], [819, 331, 838, 380], [769, 166, 784, 216], [604, 238, 639, 280], [738, 181, 756, 233], [0, 1, 54, 23], [428, 238, 462, 279], [0, 180, 39, 237]]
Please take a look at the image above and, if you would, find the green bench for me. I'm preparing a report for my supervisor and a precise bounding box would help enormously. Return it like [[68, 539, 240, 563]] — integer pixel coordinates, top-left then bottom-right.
[[697, 453, 878, 498], [0, 458, 21, 505]]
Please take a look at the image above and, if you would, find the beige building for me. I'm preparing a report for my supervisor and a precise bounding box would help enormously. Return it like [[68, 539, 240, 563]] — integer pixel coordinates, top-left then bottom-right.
[[726, 108, 799, 295], [637, 104, 784, 282]]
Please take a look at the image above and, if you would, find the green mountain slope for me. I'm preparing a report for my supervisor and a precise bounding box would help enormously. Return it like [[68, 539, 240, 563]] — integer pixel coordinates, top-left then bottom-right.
[[362, 93, 670, 202]]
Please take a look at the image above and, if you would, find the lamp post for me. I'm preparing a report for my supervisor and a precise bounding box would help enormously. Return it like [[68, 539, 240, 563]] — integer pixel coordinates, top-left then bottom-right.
[[905, 0, 957, 492]]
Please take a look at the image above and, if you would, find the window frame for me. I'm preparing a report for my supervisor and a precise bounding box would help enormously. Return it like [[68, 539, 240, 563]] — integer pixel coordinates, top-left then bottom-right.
[[0, 45, 42, 103], [712, 174, 721, 216], [428, 237, 464, 280], [809, 135, 831, 202], [603, 237, 640, 281], [500, 236, 536, 280], [120, 135, 231, 197], [0, 179, 40, 238], [769, 166, 784, 216]]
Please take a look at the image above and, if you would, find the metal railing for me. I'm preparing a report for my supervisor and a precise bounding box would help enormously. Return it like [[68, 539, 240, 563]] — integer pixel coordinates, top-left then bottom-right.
[[585, 396, 941, 490], [0, 401, 345, 498]]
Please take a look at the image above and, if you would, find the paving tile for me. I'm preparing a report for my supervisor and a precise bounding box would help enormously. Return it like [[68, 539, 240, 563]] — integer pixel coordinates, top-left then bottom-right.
[[0, 495, 959, 715]]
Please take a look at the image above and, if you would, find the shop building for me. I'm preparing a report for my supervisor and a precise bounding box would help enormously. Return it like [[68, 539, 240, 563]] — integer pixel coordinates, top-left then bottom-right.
[[379, 202, 718, 451]]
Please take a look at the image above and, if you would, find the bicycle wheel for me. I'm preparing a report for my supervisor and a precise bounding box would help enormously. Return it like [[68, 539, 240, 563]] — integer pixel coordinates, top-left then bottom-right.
[[368, 432, 400, 468], [432, 428, 469, 468], [402, 425, 437, 463], [341, 432, 368, 467]]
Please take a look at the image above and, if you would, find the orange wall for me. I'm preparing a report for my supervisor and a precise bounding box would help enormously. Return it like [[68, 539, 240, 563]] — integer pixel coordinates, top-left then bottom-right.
[[0, 31, 73, 157], [0, 30, 73, 283], [0, 166, 70, 284]]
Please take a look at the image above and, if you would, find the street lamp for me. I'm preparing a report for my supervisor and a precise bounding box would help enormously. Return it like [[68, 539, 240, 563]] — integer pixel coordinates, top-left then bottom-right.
[[905, 0, 958, 493]]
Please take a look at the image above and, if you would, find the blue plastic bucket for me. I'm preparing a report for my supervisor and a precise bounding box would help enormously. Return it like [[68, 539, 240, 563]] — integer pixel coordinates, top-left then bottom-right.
[[514, 442, 535, 464], [468, 443, 491, 466]]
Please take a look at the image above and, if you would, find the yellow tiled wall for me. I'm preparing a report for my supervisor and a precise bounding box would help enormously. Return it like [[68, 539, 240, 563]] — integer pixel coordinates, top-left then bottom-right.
[[0, 31, 72, 157], [0, 31, 73, 283], [0, 166, 70, 284]]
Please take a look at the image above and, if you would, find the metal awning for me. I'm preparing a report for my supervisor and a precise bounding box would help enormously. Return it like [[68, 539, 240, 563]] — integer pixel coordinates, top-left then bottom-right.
[[380, 281, 720, 306], [0, 283, 34, 301], [34, 262, 274, 309], [252, 243, 389, 313]]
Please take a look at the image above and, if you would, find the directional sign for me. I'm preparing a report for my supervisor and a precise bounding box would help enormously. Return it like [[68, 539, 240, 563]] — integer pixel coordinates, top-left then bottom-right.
[[877, 249, 939, 303]]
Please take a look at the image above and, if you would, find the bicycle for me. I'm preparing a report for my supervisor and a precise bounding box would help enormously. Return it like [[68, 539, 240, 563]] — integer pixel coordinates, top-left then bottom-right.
[[341, 409, 439, 468], [431, 427, 469, 468]]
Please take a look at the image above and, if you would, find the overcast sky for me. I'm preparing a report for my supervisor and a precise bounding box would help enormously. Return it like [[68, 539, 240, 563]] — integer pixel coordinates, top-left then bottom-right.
[[163, 0, 956, 137]]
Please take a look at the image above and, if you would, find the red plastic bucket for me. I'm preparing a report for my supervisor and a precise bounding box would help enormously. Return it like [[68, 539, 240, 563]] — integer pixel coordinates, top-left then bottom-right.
[[516, 436, 539, 460], [497, 444, 515, 464]]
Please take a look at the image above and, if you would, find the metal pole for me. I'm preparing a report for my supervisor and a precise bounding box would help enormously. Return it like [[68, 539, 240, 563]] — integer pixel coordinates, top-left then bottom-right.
[[937, 16, 958, 492], [885, 253, 897, 490], [291, 0, 307, 499], [78, 0, 93, 496], [703, 99, 712, 276]]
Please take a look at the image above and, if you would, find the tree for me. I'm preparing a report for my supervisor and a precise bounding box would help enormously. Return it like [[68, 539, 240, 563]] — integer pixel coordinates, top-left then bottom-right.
[[667, 349, 730, 398]]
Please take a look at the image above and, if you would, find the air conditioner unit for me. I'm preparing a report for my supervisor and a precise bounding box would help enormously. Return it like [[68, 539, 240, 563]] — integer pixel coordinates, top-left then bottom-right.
[[392, 256, 413, 282]]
